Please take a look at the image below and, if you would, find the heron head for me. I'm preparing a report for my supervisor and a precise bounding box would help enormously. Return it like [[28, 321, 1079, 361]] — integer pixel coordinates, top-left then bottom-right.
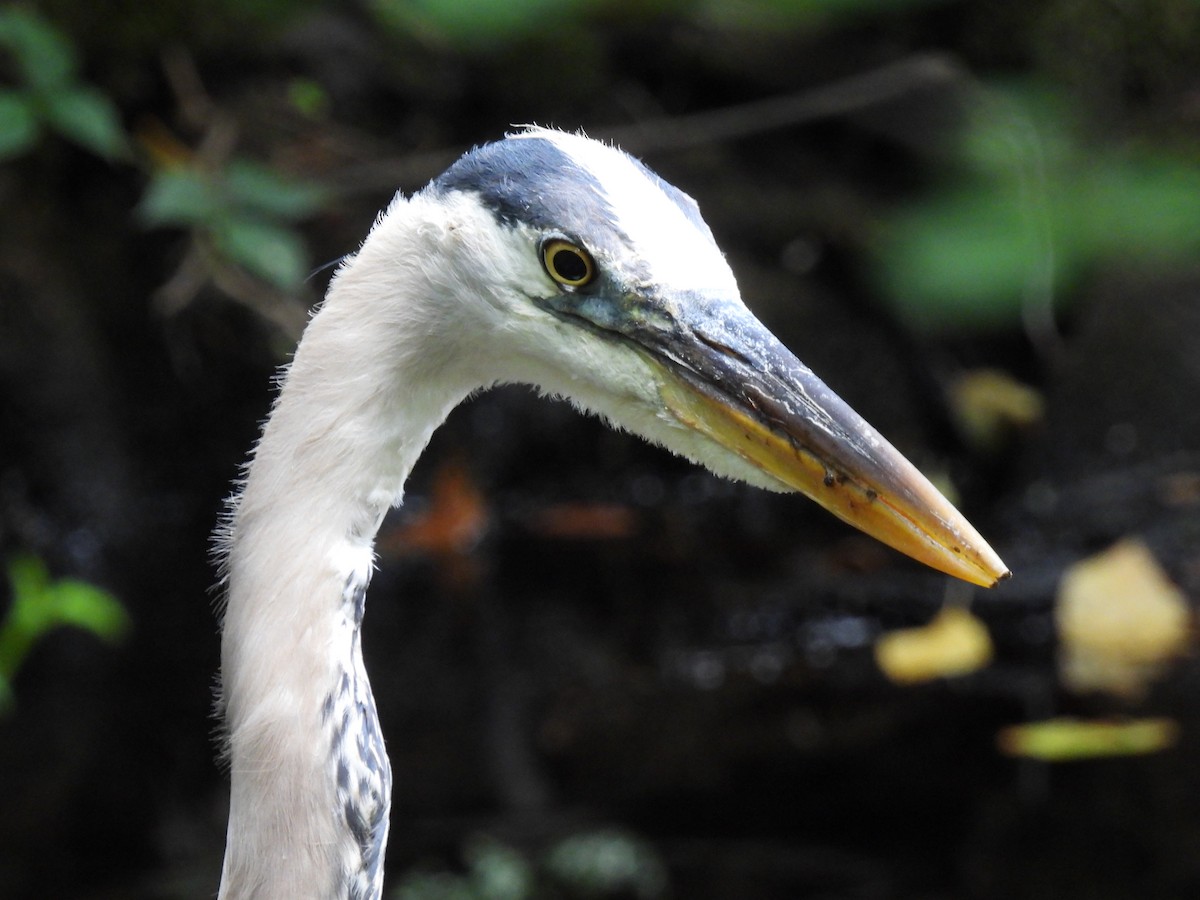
[[423, 128, 1008, 587]]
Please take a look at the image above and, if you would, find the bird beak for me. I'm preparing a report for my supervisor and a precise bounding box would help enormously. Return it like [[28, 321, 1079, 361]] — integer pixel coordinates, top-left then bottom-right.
[[639, 293, 1010, 588]]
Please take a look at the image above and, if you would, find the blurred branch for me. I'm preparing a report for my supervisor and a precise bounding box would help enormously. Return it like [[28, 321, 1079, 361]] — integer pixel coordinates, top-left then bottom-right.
[[603, 54, 967, 154], [161, 44, 221, 138], [326, 54, 968, 197], [153, 236, 309, 340], [971, 88, 1063, 358]]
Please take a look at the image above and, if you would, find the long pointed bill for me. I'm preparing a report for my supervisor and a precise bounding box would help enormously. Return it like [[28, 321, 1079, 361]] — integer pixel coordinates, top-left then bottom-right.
[[641, 294, 1010, 588]]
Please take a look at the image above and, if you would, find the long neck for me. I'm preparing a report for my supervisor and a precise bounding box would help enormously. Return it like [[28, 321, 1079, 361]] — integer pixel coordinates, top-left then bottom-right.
[[216, 199, 476, 899]]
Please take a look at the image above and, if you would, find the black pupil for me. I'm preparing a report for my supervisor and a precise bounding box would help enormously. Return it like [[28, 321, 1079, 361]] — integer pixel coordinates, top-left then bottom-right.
[[553, 248, 587, 282]]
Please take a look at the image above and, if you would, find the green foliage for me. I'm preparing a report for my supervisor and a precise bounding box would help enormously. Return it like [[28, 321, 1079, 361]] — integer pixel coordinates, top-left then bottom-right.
[[0, 7, 128, 160], [543, 830, 668, 898], [0, 89, 39, 157], [139, 160, 328, 291], [371, 0, 945, 45], [287, 77, 331, 120], [370, 0, 599, 48], [0, 555, 130, 713], [395, 837, 534, 900], [462, 838, 535, 900], [392, 830, 667, 899], [875, 84, 1200, 332], [698, 0, 948, 29], [0, 9, 327, 297], [0, 6, 75, 90]]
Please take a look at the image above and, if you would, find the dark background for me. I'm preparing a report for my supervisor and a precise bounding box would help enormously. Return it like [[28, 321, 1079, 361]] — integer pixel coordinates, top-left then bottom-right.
[[2, 1, 1200, 897]]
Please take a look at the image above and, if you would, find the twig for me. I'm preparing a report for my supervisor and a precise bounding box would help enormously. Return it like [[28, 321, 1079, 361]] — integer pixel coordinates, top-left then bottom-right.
[[601, 54, 967, 155], [325, 54, 969, 198]]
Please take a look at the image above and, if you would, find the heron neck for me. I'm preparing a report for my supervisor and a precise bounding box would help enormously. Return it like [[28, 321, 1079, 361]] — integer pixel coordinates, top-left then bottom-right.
[[217, 204, 475, 899]]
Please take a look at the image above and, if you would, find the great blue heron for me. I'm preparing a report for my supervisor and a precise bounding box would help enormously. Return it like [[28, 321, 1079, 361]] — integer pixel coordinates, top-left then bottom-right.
[[215, 127, 1008, 899]]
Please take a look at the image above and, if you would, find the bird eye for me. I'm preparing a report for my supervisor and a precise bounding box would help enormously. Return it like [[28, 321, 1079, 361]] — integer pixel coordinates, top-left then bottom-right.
[[542, 239, 595, 288]]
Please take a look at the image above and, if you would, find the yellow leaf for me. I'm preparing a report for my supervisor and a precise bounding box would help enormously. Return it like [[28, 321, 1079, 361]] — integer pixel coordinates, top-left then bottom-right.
[[949, 368, 1044, 451], [1056, 539, 1191, 698], [875, 605, 993, 685]]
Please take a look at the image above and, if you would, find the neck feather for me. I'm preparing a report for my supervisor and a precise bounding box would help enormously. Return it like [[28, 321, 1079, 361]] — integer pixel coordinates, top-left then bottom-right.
[[216, 196, 476, 900]]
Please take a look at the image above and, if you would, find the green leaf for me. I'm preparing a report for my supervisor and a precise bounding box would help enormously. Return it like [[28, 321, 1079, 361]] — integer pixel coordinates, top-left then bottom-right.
[[216, 216, 309, 290], [999, 717, 1179, 761], [287, 77, 330, 120], [0, 89, 39, 160], [0, 555, 128, 713], [4, 555, 128, 642], [544, 830, 668, 897], [874, 81, 1200, 335], [1, 556, 100, 678], [138, 168, 221, 227], [43, 85, 129, 160], [0, 674, 12, 715], [0, 8, 77, 91], [225, 160, 326, 220], [5, 555, 54, 638], [876, 186, 1052, 330], [1075, 158, 1200, 261], [52, 579, 131, 641], [466, 836, 534, 900]]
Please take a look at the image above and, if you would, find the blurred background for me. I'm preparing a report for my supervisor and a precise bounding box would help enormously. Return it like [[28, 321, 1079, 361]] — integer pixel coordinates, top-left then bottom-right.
[[2, 0, 1199, 897]]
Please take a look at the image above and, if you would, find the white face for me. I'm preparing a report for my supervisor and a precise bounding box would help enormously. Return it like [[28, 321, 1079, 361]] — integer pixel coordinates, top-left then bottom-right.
[[383, 128, 788, 493]]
